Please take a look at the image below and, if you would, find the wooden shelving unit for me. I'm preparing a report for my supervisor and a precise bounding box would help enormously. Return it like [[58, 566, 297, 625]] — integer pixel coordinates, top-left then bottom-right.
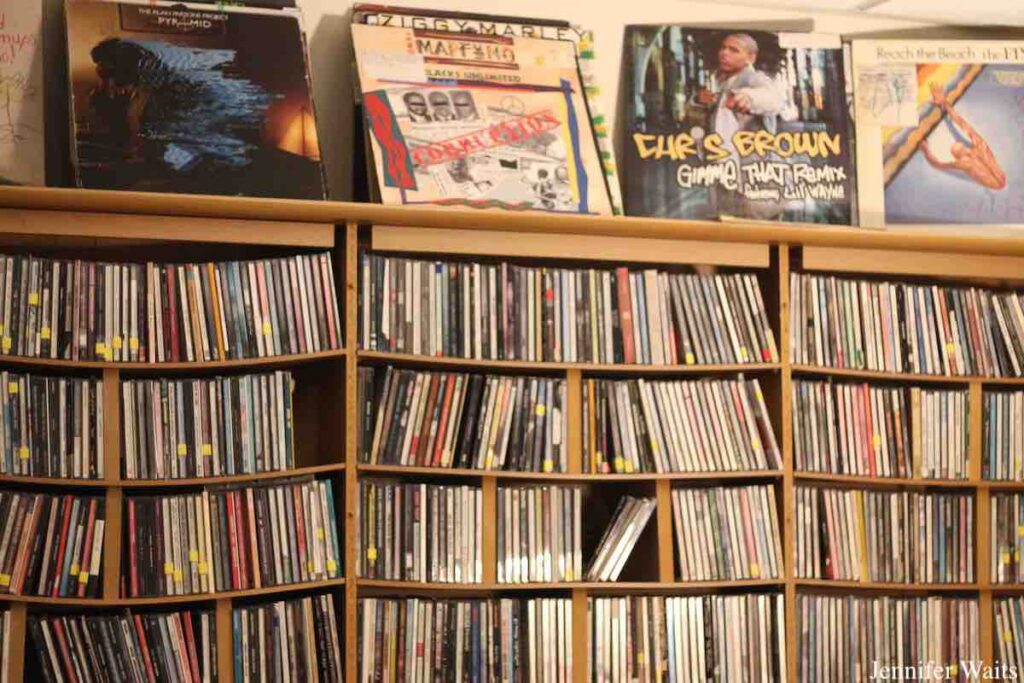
[[1, 185, 1024, 681]]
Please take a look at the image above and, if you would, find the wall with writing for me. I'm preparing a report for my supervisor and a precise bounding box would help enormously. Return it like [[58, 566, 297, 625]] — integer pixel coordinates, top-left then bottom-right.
[[0, 6, 44, 185]]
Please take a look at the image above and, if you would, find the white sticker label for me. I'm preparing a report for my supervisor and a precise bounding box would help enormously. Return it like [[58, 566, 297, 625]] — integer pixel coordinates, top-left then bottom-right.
[[358, 51, 426, 83], [856, 65, 919, 127], [778, 32, 842, 50]]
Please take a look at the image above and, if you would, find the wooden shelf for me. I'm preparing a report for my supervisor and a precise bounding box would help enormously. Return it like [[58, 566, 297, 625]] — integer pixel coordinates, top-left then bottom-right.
[[795, 578, 979, 592], [0, 464, 345, 490], [794, 472, 975, 489], [357, 578, 784, 592], [980, 481, 1024, 491], [5, 186, 1024, 258], [0, 349, 345, 373], [0, 578, 345, 607], [4, 186, 1024, 682], [792, 363, 1024, 386], [120, 463, 345, 488], [358, 463, 783, 482], [0, 475, 112, 489], [358, 350, 780, 375]]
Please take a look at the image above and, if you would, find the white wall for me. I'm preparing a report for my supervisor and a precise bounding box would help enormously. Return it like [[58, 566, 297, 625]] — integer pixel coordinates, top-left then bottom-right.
[[296, 0, 933, 199]]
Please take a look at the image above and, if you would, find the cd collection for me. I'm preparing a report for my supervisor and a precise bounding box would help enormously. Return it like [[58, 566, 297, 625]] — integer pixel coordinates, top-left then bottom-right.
[[122, 372, 294, 480], [233, 593, 342, 681], [996, 597, 1024, 675], [795, 486, 974, 583], [497, 484, 581, 584], [590, 594, 786, 682], [582, 376, 780, 473], [791, 273, 1024, 378], [358, 366, 567, 472], [585, 496, 657, 582], [671, 485, 783, 581], [359, 597, 572, 682], [985, 390, 1024, 480], [357, 480, 482, 583], [991, 493, 1024, 584], [0, 371, 103, 479], [125, 478, 341, 597], [0, 491, 104, 598], [360, 254, 777, 366], [794, 379, 969, 479], [797, 595, 978, 682], [30, 610, 216, 683], [0, 253, 341, 364]]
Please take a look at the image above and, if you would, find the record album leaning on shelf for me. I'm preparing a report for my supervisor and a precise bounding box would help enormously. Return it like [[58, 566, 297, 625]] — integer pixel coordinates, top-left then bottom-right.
[[622, 26, 855, 224], [352, 23, 613, 214], [853, 40, 1024, 228], [352, 4, 623, 214], [64, 0, 326, 199]]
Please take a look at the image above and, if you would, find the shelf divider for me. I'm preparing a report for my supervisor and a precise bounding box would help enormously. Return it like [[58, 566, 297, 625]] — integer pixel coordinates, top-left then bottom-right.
[[6, 602, 26, 683], [216, 598, 233, 682], [344, 221, 361, 683]]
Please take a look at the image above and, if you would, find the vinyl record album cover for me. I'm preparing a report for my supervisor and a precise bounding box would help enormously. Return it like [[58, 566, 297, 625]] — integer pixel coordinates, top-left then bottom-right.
[[854, 40, 1024, 228], [0, 4, 44, 186], [622, 26, 854, 224], [352, 4, 622, 214], [352, 23, 613, 215], [65, 0, 325, 199]]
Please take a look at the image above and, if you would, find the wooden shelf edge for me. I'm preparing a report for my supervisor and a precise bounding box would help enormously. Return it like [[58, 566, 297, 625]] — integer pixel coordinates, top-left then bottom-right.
[[356, 579, 785, 591], [795, 578, 979, 592], [357, 464, 783, 482], [121, 463, 346, 488], [980, 481, 1024, 491], [358, 350, 780, 375], [792, 364, 1024, 386], [6, 186, 1024, 258], [0, 464, 345, 490], [794, 472, 975, 489], [0, 349, 345, 372], [0, 578, 345, 607]]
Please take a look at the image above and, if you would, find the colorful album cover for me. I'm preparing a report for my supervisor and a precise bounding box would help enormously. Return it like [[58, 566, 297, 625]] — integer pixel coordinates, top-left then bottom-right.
[[854, 40, 1024, 228], [65, 0, 326, 199], [622, 27, 854, 224], [0, 3, 45, 185], [352, 4, 622, 214], [352, 23, 613, 215]]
